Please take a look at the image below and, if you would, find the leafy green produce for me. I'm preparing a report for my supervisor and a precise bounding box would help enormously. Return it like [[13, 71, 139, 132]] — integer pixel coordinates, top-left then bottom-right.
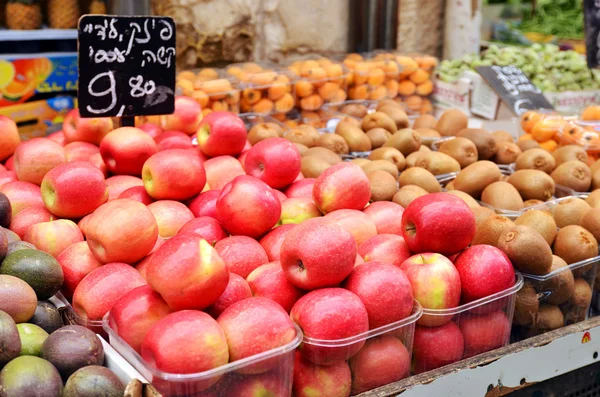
[[517, 0, 583, 39]]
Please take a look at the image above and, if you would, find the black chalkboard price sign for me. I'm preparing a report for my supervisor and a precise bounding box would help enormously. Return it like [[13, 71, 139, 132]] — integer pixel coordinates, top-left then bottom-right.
[[476, 65, 554, 115], [77, 15, 176, 119], [585, 0, 600, 69]]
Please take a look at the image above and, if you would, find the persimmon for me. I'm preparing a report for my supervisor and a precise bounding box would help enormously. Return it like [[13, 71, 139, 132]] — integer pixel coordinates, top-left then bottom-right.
[[539, 140, 558, 152], [410, 69, 430, 84], [520, 111, 543, 134], [252, 98, 274, 114], [368, 85, 388, 100], [398, 81, 417, 96], [275, 93, 294, 113], [348, 84, 369, 100], [416, 80, 434, 96], [296, 80, 315, 98], [531, 118, 565, 142], [582, 105, 600, 121], [300, 94, 324, 111]]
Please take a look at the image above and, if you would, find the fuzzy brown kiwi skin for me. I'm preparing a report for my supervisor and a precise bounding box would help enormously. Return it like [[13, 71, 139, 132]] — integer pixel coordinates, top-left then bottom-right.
[[563, 278, 593, 324], [550, 160, 592, 192], [514, 210, 557, 246], [540, 255, 574, 305], [497, 225, 553, 275], [552, 198, 590, 228], [507, 169, 556, 201], [553, 225, 598, 278], [533, 304, 565, 331], [456, 128, 498, 160], [515, 148, 556, 174], [513, 283, 539, 326], [494, 142, 522, 164]]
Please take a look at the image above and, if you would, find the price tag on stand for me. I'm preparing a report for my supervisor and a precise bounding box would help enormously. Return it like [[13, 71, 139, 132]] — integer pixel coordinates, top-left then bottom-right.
[[77, 15, 176, 126], [476, 65, 554, 116], [584, 0, 600, 69]]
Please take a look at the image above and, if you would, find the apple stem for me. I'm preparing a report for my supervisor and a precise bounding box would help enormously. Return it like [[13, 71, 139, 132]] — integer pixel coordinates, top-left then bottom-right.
[[297, 260, 304, 272]]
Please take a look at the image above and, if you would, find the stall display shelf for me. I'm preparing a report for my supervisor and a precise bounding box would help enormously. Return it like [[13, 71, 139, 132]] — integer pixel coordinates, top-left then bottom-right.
[[0, 28, 77, 41]]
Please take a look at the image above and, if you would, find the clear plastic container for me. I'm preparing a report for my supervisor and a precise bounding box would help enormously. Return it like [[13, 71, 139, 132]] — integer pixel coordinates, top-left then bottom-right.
[[53, 293, 106, 338], [103, 312, 302, 397], [176, 68, 241, 115], [238, 112, 290, 134], [413, 274, 522, 374], [299, 301, 421, 395]]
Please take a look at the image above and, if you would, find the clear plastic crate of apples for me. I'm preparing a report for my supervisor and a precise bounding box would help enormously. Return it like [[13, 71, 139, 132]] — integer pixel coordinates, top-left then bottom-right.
[[176, 68, 241, 116]]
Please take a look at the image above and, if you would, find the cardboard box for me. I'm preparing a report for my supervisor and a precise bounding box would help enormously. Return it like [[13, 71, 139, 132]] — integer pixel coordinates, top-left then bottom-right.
[[0, 96, 75, 140]]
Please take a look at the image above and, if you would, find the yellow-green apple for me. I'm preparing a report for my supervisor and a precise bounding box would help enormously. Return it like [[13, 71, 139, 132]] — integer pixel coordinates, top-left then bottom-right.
[[118, 186, 154, 205], [85, 199, 158, 263], [64, 141, 100, 162], [362, 201, 404, 235], [4, 156, 14, 170], [313, 163, 370, 214], [0, 116, 20, 162], [142, 149, 206, 201], [109, 285, 173, 353], [89, 152, 108, 177], [259, 224, 296, 261], [291, 288, 369, 365], [459, 310, 510, 358], [41, 161, 108, 219], [216, 175, 281, 238], [147, 200, 195, 239], [62, 109, 113, 145], [154, 130, 194, 151], [187, 190, 220, 218], [245, 138, 301, 189], [24, 219, 83, 257], [197, 111, 247, 157], [413, 322, 464, 373], [0, 181, 43, 216], [324, 209, 377, 246], [77, 214, 91, 237], [9, 205, 54, 239], [280, 217, 356, 290], [206, 273, 253, 318], [106, 175, 144, 201], [100, 127, 157, 176], [349, 335, 410, 394], [138, 122, 163, 139], [177, 216, 228, 246], [0, 170, 17, 189], [285, 178, 316, 198], [0, 192, 10, 228], [56, 241, 103, 300], [146, 233, 229, 310], [343, 262, 413, 329], [247, 262, 304, 313], [401, 192, 476, 256], [358, 234, 411, 267], [14, 138, 66, 185], [160, 96, 202, 136], [217, 297, 296, 374], [399, 253, 461, 326], [204, 156, 245, 190], [278, 197, 321, 225], [223, 370, 284, 397], [73, 262, 147, 322], [293, 352, 351, 397], [47, 131, 66, 146], [214, 235, 269, 278]]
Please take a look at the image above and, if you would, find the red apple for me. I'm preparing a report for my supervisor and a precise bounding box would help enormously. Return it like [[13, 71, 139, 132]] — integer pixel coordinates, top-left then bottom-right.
[[24, 219, 83, 257], [9, 206, 54, 239], [324, 209, 377, 246], [106, 175, 144, 201], [148, 200, 195, 239], [279, 197, 322, 225], [217, 297, 296, 374], [142, 149, 206, 201], [343, 262, 414, 329], [280, 217, 356, 290], [63, 109, 113, 145], [204, 156, 246, 190], [247, 262, 304, 313], [0, 170, 17, 189], [64, 141, 100, 162], [259, 224, 296, 262], [41, 161, 108, 218], [244, 138, 301, 189], [0, 115, 21, 162], [188, 190, 221, 218], [226, 372, 286, 397], [459, 310, 510, 358], [4, 156, 14, 170], [154, 130, 194, 151], [72, 262, 147, 321], [363, 201, 404, 235], [285, 178, 316, 198], [312, 163, 370, 214], [355, 254, 365, 267], [402, 192, 476, 256], [0, 164, 6, 173], [0, 181, 43, 216], [177, 216, 228, 246], [147, 233, 229, 310], [77, 214, 91, 237], [214, 235, 269, 278], [358, 234, 411, 267], [207, 273, 253, 318], [413, 322, 465, 374], [138, 122, 163, 139], [237, 150, 249, 170], [56, 241, 103, 299], [109, 285, 173, 353], [47, 131, 66, 146], [197, 111, 247, 157], [14, 138, 66, 185], [216, 175, 281, 238], [85, 199, 159, 263], [161, 96, 202, 136], [291, 288, 369, 365], [89, 152, 108, 177], [349, 335, 410, 394], [293, 352, 351, 397], [273, 189, 287, 203], [100, 127, 157, 176], [118, 186, 154, 205]]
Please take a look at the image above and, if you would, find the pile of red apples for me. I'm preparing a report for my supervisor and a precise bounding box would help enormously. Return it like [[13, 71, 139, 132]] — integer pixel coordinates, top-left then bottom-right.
[[0, 96, 518, 396]]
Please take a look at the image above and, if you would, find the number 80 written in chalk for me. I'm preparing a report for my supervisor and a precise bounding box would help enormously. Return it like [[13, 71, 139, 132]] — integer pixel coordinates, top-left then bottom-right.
[[85, 71, 157, 116]]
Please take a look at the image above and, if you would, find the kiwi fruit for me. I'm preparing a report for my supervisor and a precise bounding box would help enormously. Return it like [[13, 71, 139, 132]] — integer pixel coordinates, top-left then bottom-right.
[[412, 114, 437, 130], [550, 161, 592, 192], [591, 159, 600, 174], [418, 145, 430, 152], [397, 167, 441, 193], [405, 152, 422, 168], [303, 147, 342, 164], [445, 180, 455, 190], [351, 158, 370, 167], [335, 122, 372, 152], [361, 160, 398, 178], [293, 142, 309, 155], [392, 185, 428, 208], [453, 160, 502, 199], [552, 145, 588, 166], [497, 225, 553, 275], [515, 148, 556, 174], [415, 128, 441, 139], [414, 152, 461, 175], [362, 112, 397, 134], [480, 181, 524, 211], [553, 225, 598, 265], [376, 99, 401, 111], [456, 128, 497, 160], [585, 189, 600, 208], [285, 125, 320, 147], [540, 255, 574, 305], [513, 283, 540, 326], [580, 207, 600, 242], [447, 191, 480, 209], [247, 122, 282, 144], [552, 198, 591, 228], [534, 304, 564, 331], [369, 147, 406, 171], [472, 206, 496, 227], [492, 130, 514, 144], [514, 210, 557, 246], [564, 278, 593, 324], [340, 103, 368, 118], [517, 139, 541, 152], [471, 215, 515, 247], [382, 128, 421, 156], [435, 109, 468, 136], [366, 128, 392, 148], [301, 156, 331, 178], [507, 170, 555, 201], [523, 199, 544, 207], [368, 170, 398, 202], [341, 116, 362, 128], [315, 133, 349, 154], [592, 169, 600, 191], [438, 137, 478, 168], [494, 142, 522, 164], [378, 106, 409, 129]]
